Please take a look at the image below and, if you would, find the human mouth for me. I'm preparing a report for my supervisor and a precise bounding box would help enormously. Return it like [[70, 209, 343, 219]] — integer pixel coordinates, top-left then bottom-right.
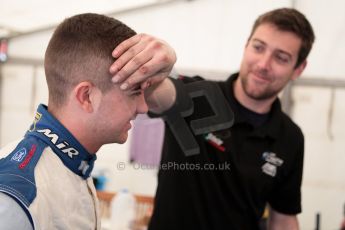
[[251, 71, 271, 83]]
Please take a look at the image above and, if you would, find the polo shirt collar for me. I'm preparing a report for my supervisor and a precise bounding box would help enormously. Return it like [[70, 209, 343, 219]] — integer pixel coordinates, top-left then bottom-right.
[[221, 73, 282, 139]]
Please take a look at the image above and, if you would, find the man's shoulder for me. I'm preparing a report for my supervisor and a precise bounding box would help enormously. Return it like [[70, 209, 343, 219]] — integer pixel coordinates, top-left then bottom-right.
[[279, 112, 304, 138], [0, 135, 48, 207], [270, 111, 304, 153], [0, 139, 22, 158], [0, 135, 48, 171], [176, 75, 205, 83]]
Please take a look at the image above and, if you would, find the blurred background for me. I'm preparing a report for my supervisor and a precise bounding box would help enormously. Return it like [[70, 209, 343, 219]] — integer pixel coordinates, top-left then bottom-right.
[[1, 0, 344, 229]]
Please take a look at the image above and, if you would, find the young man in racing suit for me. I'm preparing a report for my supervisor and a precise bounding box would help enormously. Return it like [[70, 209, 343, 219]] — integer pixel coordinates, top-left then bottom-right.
[[0, 13, 176, 230]]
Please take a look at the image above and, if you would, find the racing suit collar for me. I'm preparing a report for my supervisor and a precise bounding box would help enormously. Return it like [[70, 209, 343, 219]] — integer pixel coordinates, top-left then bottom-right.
[[25, 104, 96, 179]]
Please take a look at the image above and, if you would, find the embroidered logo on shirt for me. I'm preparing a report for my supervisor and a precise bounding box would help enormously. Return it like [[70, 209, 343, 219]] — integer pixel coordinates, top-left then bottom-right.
[[204, 133, 225, 152], [29, 111, 42, 132], [37, 128, 79, 158], [19, 144, 37, 169], [78, 161, 90, 176], [11, 148, 27, 162], [261, 152, 283, 177]]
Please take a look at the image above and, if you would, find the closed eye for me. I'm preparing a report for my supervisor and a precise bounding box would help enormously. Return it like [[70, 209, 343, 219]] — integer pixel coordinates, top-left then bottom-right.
[[128, 85, 142, 96], [251, 39, 266, 53], [275, 52, 291, 64], [253, 44, 264, 52], [131, 90, 142, 96]]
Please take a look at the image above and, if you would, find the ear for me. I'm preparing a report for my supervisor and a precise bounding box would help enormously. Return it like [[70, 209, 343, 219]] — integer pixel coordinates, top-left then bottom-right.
[[291, 60, 307, 81], [73, 82, 101, 113]]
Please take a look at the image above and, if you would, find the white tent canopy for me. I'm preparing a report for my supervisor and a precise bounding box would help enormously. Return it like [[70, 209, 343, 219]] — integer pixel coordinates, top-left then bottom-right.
[[0, 0, 166, 36]]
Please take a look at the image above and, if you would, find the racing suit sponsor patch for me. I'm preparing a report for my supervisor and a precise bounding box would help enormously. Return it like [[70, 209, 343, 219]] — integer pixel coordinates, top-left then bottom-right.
[[11, 148, 27, 162]]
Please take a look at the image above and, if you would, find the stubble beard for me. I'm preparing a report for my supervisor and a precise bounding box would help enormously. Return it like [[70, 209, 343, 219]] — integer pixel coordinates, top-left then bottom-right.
[[241, 73, 279, 101]]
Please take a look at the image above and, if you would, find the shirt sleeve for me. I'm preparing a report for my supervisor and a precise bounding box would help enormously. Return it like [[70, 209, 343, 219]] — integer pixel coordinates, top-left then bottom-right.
[[268, 132, 305, 215], [0, 192, 33, 230]]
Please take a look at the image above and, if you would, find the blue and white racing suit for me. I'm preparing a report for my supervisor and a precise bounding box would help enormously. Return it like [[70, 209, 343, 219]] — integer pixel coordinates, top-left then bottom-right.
[[0, 104, 100, 230]]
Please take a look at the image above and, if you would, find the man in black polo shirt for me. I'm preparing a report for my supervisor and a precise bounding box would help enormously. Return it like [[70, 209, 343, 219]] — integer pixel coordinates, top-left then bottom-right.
[[109, 7, 314, 230]]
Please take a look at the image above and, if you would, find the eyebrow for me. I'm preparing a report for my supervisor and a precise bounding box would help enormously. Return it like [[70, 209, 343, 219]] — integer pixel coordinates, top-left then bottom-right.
[[252, 38, 293, 59]]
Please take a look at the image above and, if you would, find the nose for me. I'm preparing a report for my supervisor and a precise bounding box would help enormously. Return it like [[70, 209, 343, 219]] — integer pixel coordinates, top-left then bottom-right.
[[136, 94, 149, 114], [257, 52, 272, 71]]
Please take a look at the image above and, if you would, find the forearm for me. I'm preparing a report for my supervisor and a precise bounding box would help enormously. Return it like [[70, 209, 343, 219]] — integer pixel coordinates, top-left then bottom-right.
[[268, 209, 299, 230], [145, 78, 176, 114]]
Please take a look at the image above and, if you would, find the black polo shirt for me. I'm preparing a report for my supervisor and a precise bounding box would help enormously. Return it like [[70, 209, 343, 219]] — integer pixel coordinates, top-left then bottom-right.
[[148, 73, 304, 230]]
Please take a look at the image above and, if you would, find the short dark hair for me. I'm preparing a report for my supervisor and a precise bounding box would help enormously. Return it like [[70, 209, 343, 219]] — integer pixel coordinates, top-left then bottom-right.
[[249, 8, 315, 68], [44, 13, 136, 107]]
